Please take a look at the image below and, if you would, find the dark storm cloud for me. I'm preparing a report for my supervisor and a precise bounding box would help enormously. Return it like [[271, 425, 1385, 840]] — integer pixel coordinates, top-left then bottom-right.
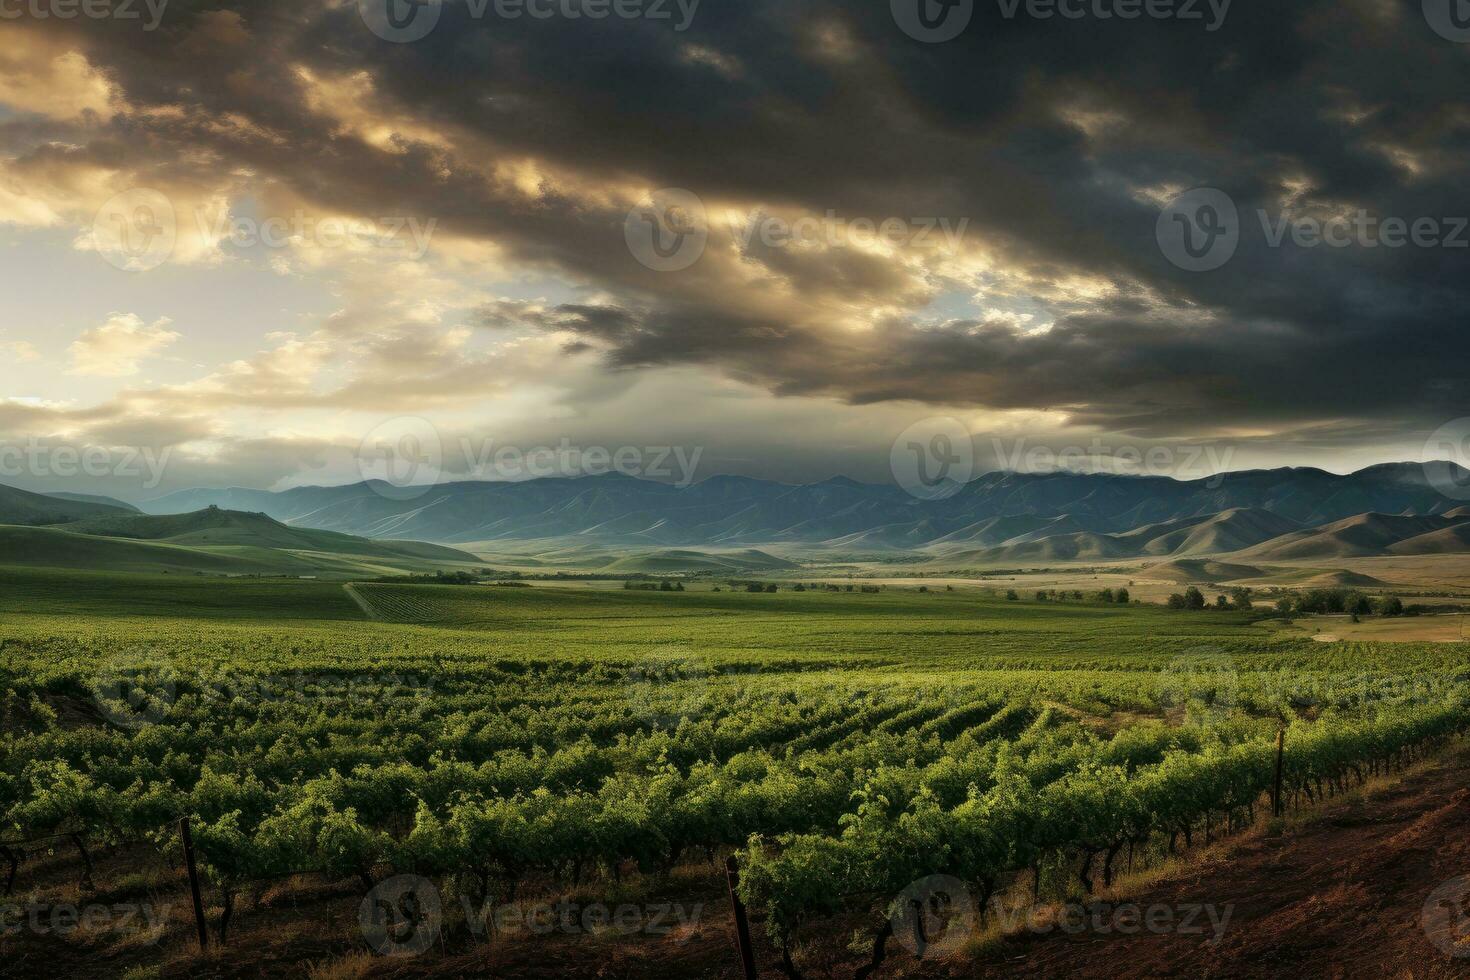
[[16, 0, 1470, 438]]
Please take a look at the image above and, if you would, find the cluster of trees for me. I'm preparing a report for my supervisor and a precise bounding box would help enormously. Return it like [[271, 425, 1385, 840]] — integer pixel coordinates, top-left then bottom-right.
[[1020, 588, 1132, 604], [1167, 586, 1254, 611], [1275, 589, 1403, 617], [368, 570, 485, 585], [1165, 586, 1410, 620], [622, 580, 687, 591]]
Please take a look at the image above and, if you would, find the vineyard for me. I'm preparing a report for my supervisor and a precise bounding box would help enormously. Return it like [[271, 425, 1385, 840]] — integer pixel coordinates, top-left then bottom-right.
[[2, 567, 1468, 977]]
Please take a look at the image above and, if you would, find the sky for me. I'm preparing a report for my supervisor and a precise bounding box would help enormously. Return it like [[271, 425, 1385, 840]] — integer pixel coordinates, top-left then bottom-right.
[[1, 0, 1468, 501]]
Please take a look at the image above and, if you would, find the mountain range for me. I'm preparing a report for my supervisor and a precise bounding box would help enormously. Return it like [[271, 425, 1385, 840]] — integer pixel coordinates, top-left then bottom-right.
[[5, 462, 1470, 574], [134, 462, 1470, 556]]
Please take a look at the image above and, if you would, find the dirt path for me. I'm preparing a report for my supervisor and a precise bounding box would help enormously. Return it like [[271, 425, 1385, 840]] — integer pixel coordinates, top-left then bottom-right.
[[982, 747, 1470, 979], [342, 582, 381, 620]]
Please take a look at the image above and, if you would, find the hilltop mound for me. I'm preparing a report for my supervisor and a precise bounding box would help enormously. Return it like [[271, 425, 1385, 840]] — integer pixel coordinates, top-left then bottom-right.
[[1299, 569, 1388, 588], [1147, 558, 1265, 583], [602, 548, 797, 573]]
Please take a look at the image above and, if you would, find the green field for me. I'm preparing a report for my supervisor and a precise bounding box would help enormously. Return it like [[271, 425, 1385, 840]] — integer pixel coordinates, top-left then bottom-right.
[[2, 565, 1466, 975]]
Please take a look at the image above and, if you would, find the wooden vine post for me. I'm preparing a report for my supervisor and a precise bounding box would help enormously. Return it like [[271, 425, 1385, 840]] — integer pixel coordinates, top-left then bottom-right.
[[179, 817, 209, 951], [1272, 728, 1286, 818], [725, 855, 758, 980]]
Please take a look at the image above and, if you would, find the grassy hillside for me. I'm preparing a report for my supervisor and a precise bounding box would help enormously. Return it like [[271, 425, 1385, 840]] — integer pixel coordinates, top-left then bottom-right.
[[0, 482, 132, 525], [42, 490, 140, 513], [58, 507, 478, 562], [0, 512, 483, 579]]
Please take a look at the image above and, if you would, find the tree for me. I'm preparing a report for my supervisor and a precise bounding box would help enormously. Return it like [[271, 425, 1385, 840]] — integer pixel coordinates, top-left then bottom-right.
[[1215, 594, 1231, 609], [1097, 588, 1115, 603], [1115, 587, 1130, 604], [1006, 590, 1019, 601], [1275, 595, 1296, 616], [1229, 587, 1253, 611], [1036, 590, 1049, 601], [1377, 595, 1404, 616], [1345, 592, 1373, 616], [1184, 587, 1206, 610], [765, 584, 777, 593], [1167, 593, 1187, 610]]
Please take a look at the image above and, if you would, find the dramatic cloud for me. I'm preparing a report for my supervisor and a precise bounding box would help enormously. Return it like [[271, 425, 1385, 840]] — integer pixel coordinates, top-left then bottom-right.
[[0, 0, 1465, 495]]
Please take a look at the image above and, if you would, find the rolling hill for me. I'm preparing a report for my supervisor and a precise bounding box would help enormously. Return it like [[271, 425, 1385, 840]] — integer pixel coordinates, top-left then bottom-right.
[[600, 548, 798, 574], [1146, 559, 1267, 584], [0, 505, 482, 577], [0, 483, 134, 525], [1236, 513, 1470, 562], [58, 507, 478, 563]]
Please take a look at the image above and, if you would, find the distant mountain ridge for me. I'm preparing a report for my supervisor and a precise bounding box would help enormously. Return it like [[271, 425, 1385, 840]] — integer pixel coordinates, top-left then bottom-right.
[[136, 462, 1470, 553]]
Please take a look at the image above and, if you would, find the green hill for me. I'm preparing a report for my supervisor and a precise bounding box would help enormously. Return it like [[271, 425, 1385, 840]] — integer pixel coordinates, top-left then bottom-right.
[[601, 548, 798, 574], [59, 507, 478, 563], [0, 482, 133, 525], [42, 490, 140, 513], [0, 507, 482, 578]]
